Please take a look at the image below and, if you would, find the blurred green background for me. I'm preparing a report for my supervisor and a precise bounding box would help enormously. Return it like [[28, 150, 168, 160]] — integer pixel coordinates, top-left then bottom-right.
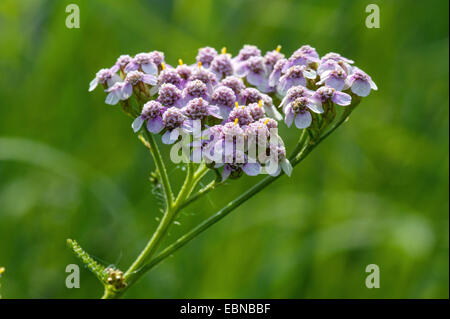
[[0, 0, 448, 299]]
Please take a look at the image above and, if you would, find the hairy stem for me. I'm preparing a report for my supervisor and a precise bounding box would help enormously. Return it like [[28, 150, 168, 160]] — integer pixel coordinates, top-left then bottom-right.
[[144, 130, 174, 207]]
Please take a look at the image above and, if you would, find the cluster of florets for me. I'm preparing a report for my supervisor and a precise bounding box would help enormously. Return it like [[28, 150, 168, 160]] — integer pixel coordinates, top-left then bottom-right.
[[90, 44, 376, 179]]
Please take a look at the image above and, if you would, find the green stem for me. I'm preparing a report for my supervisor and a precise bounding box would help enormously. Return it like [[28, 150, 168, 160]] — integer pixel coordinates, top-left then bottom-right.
[[144, 131, 174, 207]]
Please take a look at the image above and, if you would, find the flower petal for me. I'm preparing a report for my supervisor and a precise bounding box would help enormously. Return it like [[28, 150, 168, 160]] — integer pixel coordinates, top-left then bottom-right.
[[325, 77, 345, 91], [280, 158, 293, 177], [294, 112, 312, 129], [332, 91, 352, 106], [243, 162, 261, 176], [247, 72, 264, 86], [284, 107, 295, 127], [142, 74, 157, 86], [351, 79, 371, 97], [146, 116, 164, 133], [141, 62, 158, 75], [307, 102, 324, 114], [132, 116, 144, 132], [89, 78, 98, 92], [105, 92, 119, 105], [222, 165, 232, 181]]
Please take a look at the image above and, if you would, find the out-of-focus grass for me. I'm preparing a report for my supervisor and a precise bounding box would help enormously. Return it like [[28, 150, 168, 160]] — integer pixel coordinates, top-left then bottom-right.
[[0, 0, 448, 298]]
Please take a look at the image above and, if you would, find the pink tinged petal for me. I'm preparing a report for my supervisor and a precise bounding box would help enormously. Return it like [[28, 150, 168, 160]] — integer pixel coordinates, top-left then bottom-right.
[[307, 102, 324, 114], [247, 72, 264, 86], [89, 78, 98, 92], [325, 77, 345, 91], [280, 158, 293, 177], [105, 92, 119, 105], [294, 112, 312, 129], [332, 91, 352, 106], [141, 62, 158, 75], [132, 117, 144, 132], [146, 117, 164, 133], [222, 166, 231, 181], [369, 79, 378, 90], [284, 107, 295, 128], [142, 74, 157, 85], [351, 79, 371, 97], [243, 162, 261, 176]]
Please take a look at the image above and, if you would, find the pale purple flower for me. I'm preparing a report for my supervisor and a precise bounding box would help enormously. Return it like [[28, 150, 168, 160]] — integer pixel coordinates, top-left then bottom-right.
[[89, 68, 121, 92], [263, 48, 285, 74], [235, 56, 270, 90], [346, 68, 378, 97], [247, 102, 265, 121], [233, 45, 261, 64], [182, 80, 208, 103], [113, 55, 132, 73], [211, 86, 236, 118], [258, 117, 278, 129], [321, 52, 354, 65], [284, 97, 323, 129], [264, 144, 292, 177], [277, 65, 316, 96], [320, 52, 354, 74], [157, 83, 182, 107], [158, 69, 183, 88], [222, 152, 261, 181], [161, 107, 186, 144], [196, 47, 218, 68], [183, 97, 222, 120], [176, 64, 192, 80], [317, 59, 344, 76], [227, 105, 254, 126], [125, 53, 158, 75], [220, 76, 246, 96], [120, 70, 157, 98], [148, 51, 165, 69], [268, 58, 287, 87], [125, 70, 157, 86], [311, 86, 351, 106], [210, 54, 234, 79], [189, 67, 218, 91], [296, 45, 320, 60], [279, 86, 314, 113], [282, 50, 320, 72], [317, 69, 347, 91], [132, 100, 166, 133], [239, 88, 262, 105], [104, 82, 132, 105]]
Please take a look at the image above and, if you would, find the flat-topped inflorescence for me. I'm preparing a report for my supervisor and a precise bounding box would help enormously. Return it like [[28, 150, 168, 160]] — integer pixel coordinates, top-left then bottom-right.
[[89, 44, 376, 179]]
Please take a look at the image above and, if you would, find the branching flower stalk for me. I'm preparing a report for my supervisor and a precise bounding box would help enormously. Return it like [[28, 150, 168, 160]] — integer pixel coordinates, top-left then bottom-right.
[[74, 45, 376, 298]]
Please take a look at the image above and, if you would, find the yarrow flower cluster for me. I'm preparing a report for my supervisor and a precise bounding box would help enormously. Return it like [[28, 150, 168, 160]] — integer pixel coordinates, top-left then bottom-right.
[[90, 44, 376, 179]]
